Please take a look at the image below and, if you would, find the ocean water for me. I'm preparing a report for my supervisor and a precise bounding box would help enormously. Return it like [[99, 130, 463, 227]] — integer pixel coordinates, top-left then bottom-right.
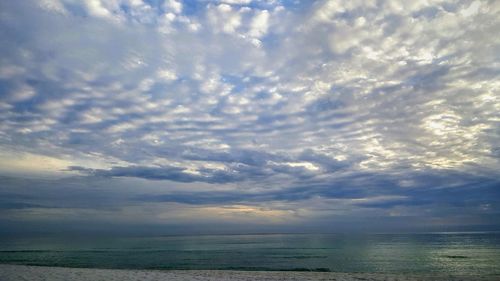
[[1, 233, 499, 278]]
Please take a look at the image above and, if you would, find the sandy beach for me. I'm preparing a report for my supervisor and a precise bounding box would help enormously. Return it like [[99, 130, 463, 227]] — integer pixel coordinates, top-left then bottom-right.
[[0, 264, 494, 281]]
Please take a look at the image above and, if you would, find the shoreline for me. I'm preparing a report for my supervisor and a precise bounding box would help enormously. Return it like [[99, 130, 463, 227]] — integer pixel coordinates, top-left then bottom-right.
[[1, 264, 497, 281]]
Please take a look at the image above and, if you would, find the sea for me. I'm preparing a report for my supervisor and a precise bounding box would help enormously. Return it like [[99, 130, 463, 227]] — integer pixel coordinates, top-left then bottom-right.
[[1, 232, 499, 278]]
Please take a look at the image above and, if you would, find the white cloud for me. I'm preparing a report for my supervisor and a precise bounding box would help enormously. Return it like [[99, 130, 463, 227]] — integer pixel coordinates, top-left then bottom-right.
[[157, 68, 178, 81], [163, 0, 182, 14], [39, 0, 67, 14], [248, 9, 269, 38], [84, 0, 113, 18], [207, 4, 243, 34], [219, 0, 253, 5], [9, 85, 36, 102]]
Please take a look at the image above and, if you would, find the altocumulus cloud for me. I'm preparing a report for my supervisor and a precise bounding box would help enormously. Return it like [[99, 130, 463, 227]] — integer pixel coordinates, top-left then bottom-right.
[[0, 0, 499, 234]]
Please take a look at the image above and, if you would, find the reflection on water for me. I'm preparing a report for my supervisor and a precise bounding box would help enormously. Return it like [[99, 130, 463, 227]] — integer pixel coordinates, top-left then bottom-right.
[[0, 233, 499, 278]]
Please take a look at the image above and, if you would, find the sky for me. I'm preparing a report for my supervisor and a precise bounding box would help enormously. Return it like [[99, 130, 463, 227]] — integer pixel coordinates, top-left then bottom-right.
[[0, 0, 499, 235]]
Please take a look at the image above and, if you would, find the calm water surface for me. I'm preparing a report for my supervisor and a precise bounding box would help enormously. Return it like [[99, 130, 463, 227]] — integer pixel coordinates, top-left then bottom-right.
[[1, 233, 499, 278]]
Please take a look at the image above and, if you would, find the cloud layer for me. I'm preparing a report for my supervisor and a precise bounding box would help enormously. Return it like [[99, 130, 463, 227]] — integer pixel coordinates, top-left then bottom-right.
[[0, 0, 499, 234]]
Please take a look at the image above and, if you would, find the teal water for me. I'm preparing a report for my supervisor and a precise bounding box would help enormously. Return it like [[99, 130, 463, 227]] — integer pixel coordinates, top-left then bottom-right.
[[1, 233, 500, 278]]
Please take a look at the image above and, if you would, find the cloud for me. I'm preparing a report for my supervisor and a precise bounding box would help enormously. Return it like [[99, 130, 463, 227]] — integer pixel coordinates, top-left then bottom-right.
[[0, 0, 499, 233], [163, 0, 183, 14], [67, 165, 244, 184]]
